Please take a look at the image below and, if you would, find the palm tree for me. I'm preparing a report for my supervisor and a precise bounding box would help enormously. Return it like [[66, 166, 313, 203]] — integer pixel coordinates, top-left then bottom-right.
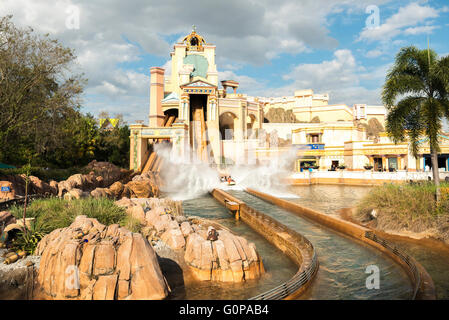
[[382, 46, 449, 201]]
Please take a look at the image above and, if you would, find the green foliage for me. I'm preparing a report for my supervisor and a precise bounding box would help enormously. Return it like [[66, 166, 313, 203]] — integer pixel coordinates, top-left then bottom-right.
[[0, 15, 86, 167], [10, 197, 128, 234], [121, 215, 143, 233], [355, 182, 449, 241], [9, 197, 133, 254], [382, 46, 449, 158], [11, 224, 46, 255], [0, 166, 86, 182], [0, 16, 130, 170], [95, 125, 130, 168]]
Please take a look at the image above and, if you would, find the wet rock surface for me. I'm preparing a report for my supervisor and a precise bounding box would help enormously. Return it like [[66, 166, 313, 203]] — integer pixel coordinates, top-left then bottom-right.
[[0, 249, 40, 300]]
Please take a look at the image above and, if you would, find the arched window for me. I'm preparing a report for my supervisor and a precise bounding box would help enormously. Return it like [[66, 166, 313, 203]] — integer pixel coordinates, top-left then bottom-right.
[[219, 112, 237, 140], [190, 37, 198, 46]]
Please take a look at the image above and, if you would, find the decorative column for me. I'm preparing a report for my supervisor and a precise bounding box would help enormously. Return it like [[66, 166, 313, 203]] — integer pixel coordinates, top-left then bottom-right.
[[208, 95, 217, 121], [180, 94, 189, 121]]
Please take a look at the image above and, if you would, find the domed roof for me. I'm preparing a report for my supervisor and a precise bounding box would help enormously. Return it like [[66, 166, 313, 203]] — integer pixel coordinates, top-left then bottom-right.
[[182, 25, 206, 51]]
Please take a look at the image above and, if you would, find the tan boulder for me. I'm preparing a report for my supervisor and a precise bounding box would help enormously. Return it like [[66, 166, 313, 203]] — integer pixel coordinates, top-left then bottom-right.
[[125, 180, 159, 198], [108, 181, 124, 199], [64, 188, 84, 200], [115, 197, 135, 209], [49, 180, 59, 195], [90, 188, 114, 199], [154, 214, 172, 233], [180, 222, 193, 237], [29, 176, 52, 195], [85, 160, 126, 187], [92, 274, 118, 300], [126, 205, 146, 224], [34, 215, 169, 300], [183, 227, 264, 283], [160, 226, 186, 250]]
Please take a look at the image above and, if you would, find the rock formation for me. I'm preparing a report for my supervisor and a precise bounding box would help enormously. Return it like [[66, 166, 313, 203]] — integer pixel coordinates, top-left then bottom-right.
[[117, 199, 264, 283], [34, 215, 170, 300], [0, 175, 55, 198]]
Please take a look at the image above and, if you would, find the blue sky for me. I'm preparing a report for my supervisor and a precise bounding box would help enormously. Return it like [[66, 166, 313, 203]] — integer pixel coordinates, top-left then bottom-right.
[[2, 0, 449, 123]]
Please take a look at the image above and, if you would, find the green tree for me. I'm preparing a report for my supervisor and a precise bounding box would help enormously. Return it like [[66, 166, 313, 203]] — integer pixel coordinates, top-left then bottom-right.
[[382, 46, 449, 201], [94, 119, 130, 168], [0, 15, 85, 167]]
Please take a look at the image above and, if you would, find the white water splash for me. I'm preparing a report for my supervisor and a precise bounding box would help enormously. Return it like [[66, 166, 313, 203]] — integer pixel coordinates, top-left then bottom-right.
[[155, 144, 299, 200], [228, 148, 300, 198]]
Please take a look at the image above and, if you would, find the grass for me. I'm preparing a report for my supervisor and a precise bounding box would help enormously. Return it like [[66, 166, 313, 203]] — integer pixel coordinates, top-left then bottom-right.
[[355, 182, 449, 242], [9, 197, 143, 253]]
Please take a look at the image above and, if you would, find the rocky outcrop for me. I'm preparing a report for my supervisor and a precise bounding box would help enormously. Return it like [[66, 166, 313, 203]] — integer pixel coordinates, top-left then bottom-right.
[[0, 175, 56, 198], [125, 180, 159, 198], [57, 173, 97, 197], [183, 227, 264, 282], [0, 211, 16, 228], [58, 169, 160, 200], [117, 199, 264, 283], [85, 160, 131, 187], [265, 107, 298, 123], [63, 188, 87, 201], [90, 188, 114, 199], [34, 215, 170, 300], [0, 249, 40, 300]]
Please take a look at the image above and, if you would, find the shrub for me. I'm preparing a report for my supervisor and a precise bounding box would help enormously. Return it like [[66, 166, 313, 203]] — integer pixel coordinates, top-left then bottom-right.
[[355, 182, 449, 241], [0, 167, 87, 182], [9, 197, 130, 253]]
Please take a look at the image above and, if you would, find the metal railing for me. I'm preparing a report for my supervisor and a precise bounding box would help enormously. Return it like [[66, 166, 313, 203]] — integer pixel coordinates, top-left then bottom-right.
[[249, 250, 318, 300], [0, 194, 44, 211], [365, 231, 421, 300]]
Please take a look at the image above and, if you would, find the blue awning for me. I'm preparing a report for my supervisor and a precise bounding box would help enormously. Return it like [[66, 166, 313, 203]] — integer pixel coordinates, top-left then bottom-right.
[[0, 163, 16, 169]]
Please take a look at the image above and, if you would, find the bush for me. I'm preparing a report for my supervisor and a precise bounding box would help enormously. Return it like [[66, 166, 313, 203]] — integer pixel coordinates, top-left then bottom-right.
[[0, 167, 87, 182], [355, 182, 449, 242], [9, 197, 134, 253]]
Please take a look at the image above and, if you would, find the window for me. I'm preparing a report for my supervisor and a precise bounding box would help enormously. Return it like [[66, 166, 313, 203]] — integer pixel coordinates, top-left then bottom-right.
[[307, 133, 321, 143]]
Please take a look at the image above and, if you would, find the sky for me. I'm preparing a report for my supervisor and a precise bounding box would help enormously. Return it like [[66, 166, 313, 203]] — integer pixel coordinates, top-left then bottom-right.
[[1, 0, 449, 124]]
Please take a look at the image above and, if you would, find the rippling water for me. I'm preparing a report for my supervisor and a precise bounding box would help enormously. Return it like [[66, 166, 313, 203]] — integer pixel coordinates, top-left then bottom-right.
[[229, 190, 413, 300], [286, 185, 449, 300], [172, 183, 448, 299], [179, 195, 298, 300]]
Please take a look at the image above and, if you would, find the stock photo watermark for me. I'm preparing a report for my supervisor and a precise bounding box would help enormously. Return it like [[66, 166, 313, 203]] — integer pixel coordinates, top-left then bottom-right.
[[365, 265, 380, 290], [65, 5, 80, 30], [365, 5, 380, 30], [65, 265, 80, 290]]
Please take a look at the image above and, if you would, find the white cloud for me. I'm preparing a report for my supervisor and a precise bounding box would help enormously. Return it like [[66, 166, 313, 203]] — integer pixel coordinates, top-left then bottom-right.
[[358, 2, 440, 42], [403, 25, 438, 35], [365, 49, 383, 58], [0, 0, 395, 122], [262, 49, 386, 106]]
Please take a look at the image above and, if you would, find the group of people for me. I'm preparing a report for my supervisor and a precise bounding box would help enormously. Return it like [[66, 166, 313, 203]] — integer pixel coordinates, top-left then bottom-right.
[[220, 175, 235, 185]]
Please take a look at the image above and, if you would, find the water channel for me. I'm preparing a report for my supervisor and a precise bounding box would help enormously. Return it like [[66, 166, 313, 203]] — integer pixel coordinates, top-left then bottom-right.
[[172, 184, 448, 299]]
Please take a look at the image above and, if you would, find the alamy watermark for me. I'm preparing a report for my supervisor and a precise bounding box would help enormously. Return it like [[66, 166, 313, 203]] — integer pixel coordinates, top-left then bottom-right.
[[65, 5, 80, 30], [65, 265, 80, 290], [365, 5, 380, 30], [365, 265, 380, 289]]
